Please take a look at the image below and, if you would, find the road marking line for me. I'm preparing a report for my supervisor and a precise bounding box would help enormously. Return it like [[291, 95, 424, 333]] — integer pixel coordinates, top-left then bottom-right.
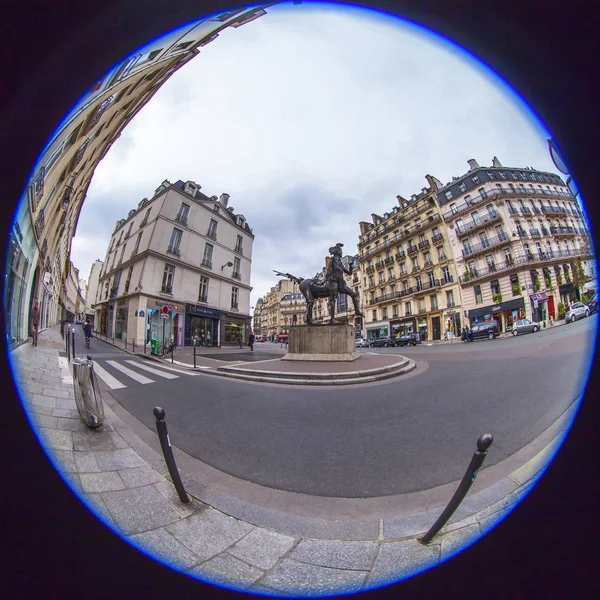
[[124, 360, 179, 379], [92, 363, 127, 389], [106, 360, 154, 384], [148, 360, 201, 375]]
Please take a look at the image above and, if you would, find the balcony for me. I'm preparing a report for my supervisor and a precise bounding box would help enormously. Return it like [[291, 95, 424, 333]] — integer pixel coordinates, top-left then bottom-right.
[[432, 233, 444, 246], [365, 265, 375, 274], [231, 303, 239, 310], [201, 259, 213, 269], [384, 256, 394, 265], [424, 260, 433, 268], [407, 245, 418, 256], [442, 186, 575, 221], [166, 246, 181, 257], [462, 231, 509, 258], [541, 227, 549, 236], [520, 207, 532, 215], [529, 228, 541, 238], [541, 205, 568, 216], [508, 207, 519, 215], [550, 226, 577, 237], [395, 250, 406, 261], [198, 295, 208, 303], [447, 302, 456, 308], [517, 228, 528, 239], [232, 271, 241, 280], [455, 210, 502, 237], [139, 218, 148, 227], [375, 261, 385, 271], [418, 239, 430, 250], [532, 206, 541, 214]]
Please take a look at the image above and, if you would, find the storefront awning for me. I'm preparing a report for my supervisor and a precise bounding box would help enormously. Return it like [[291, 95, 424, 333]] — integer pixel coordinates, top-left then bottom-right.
[[468, 297, 524, 319]]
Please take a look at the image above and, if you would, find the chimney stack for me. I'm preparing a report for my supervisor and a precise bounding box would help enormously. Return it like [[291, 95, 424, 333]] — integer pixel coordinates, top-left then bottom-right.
[[219, 193, 230, 208], [467, 159, 480, 170], [492, 156, 503, 168]]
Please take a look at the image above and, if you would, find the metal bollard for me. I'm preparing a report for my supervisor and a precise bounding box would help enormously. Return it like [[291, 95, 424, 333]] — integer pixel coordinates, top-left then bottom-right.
[[65, 325, 70, 356], [171, 344, 174, 364], [193, 344, 196, 369], [152, 407, 190, 503], [125, 338, 128, 350], [112, 334, 115, 345], [144, 340, 146, 354], [71, 329, 76, 360], [420, 433, 493, 544], [133, 339, 135, 353]]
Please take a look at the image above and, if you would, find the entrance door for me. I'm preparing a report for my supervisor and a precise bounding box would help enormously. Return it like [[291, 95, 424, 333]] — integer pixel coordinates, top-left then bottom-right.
[[431, 316, 441, 340], [547, 295, 555, 319]]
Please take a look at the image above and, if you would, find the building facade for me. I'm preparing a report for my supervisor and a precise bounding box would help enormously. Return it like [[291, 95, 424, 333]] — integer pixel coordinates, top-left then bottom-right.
[[433, 157, 594, 330], [4, 5, 277, 348], [93, 180, 254, 347], [358, 183, 462, 342], [83, 259, 103, 326]]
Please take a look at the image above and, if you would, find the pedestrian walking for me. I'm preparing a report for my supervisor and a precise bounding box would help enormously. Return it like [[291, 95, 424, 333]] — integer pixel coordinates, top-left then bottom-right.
[[249, 333, 255, 351], [238, 333, 243, 349], [31, 299, 40, 346]]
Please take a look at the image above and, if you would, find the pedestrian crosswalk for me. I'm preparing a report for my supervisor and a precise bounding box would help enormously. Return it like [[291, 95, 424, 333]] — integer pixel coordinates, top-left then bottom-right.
[[89, 357, 199, 390]]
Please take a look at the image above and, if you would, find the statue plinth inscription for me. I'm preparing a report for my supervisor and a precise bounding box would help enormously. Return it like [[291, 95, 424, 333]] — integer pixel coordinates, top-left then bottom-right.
[[282, 324, 358, 362]]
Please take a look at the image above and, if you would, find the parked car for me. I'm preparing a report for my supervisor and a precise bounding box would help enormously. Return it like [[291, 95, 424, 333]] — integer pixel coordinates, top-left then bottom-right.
[[369, 336, 394, 347], [276, 333, 289, 342], [565, 302, 590, 323], [257, 337, 266, 343], [587, 293, 598, 315], [512, 319, 540, 336], [395, 333, 418, 347], [469, 320, 500, 341], [355, 338, 370, 348]]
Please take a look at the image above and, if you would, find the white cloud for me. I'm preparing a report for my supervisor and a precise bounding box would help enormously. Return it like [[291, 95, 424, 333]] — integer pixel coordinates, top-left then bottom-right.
[[71, 3, 558, 306]]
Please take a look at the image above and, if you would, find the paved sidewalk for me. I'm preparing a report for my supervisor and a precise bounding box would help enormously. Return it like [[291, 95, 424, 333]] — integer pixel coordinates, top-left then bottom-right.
[[10, 324, 571, 597]]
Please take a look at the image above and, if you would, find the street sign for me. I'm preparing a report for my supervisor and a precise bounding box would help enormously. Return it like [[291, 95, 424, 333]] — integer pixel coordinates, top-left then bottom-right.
[[532, 294, 538, 301], [161, 314, 169, 319], [139, 310, 145, 317], [161, 305, 169, 315]]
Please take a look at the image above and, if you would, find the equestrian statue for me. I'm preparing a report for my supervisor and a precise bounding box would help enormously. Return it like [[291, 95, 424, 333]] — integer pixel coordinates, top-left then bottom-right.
[[274, 243, 364, 326]]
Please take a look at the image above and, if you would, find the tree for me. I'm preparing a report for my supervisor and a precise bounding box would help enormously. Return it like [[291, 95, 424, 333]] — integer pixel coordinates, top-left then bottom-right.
[[571, 258, 591, 293]]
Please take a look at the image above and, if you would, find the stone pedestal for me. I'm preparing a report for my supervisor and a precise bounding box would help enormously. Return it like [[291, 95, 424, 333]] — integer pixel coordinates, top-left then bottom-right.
[[282, 324, 359, 361]]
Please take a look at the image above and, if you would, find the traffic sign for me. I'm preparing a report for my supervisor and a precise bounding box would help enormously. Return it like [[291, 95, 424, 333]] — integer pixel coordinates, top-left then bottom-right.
[[161, 305, 169, 315]]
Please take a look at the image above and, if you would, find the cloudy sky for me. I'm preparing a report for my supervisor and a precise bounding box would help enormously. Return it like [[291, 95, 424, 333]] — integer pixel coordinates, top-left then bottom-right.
[[71, 1, 557, 306]]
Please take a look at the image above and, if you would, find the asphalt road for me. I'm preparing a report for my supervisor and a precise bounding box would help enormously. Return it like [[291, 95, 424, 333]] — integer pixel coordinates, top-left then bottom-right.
[[81, 316, 597, 498]]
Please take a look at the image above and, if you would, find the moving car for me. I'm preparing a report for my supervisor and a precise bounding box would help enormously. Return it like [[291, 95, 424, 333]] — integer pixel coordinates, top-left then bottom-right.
[[512, 319, 540, 336], [369, 336, 394, 347], [565, 302, 589, 323], [355, 338, 370, 348], [587, 293, 598, 315], [257, 337, 266, 343], [395, 333, 418, 347], [469, 320, 499, 341]]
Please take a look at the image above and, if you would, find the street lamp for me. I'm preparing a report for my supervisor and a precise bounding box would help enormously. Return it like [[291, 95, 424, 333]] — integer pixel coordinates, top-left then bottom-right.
[[221, 261, 233, 270]]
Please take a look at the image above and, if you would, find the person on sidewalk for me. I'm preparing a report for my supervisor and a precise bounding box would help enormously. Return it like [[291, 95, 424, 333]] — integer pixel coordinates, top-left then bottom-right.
[[31, 299, 40, 346], [83, 320, 93, 347], [238, 333, 243, 349], [248, 332, 255, 351]]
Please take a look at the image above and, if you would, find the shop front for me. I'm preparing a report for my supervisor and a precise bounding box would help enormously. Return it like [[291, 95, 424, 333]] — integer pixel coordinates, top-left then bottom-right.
[[468, 297, 525, 333], [221, 312, 251, 346], [115, 300, 128, 340], [149, 301, 184, 347], [185, 304, 220, 347], [530, 292, 551, 324], [444, 310, 462, 339], [390, 316, 415, 338], [429, 312, 442, 341], [559, 282, 576, 305]]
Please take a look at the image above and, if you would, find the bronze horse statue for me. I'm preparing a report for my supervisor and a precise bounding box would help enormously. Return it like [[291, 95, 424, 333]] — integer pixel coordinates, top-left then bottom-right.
[[274, 243, 364, 326]]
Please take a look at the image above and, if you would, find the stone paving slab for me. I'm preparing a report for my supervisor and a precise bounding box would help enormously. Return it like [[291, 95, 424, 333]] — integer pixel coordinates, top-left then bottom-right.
[[289, 539, 379, 571], [189, 552, 265, 590], [228, 528, 298, 571], [128, 527, 202, 571]]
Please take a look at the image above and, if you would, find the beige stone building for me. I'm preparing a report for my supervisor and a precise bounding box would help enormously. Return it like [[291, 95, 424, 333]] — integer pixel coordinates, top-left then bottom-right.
[[5, 5, 276, 348], [432, 157, 594, 331], [358, 183, 462, 342]]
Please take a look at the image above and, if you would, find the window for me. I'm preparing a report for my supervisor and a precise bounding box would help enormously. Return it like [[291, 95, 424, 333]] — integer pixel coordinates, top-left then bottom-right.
[[231, 286, 239, 309], [405, 301, 412, 316], [474, 285, 483, 304], [487, 171, 496, 180], [456, 218, 463, 232], [198, 276, 209, 303], [161, 264, 175, 294], [140, 208, 151, 226], [459, 182, 467, 192], [446, 290, 455, 307], [119, 244, 126, 264], [415, 276, 422, 290], [168, 228, 182, 255], [207, 219, 218, 240], [372, 310, 377, 322], [369, 275, 375, 287], [438, 247, 447, 261], [202, 243, 214, 268], [450, 203, 457, 214], [472, 174, 480, 184], [233, 257, 241, 279], [382, 307, 388, 319], [463, 239, 472, 255], [442, 266, 451, 283], [445, 190, 453, 200], [412, 257, 419, 269], [234, 235, 243, 254], [388, 268, 394, 279], [490, 280, 500, 297], [430, 295, 438, 311], [379, 272, 385, 284], [133, 232, 142, 255], [486, 255, 495, 270], [124, 266, 133, 293], [126, 221, 134, 238], [176, 202, 190, 224], [424, 252, 432, 266], [399, 263, 407, 275], [393, 305, 399, 317], [500, 171, 507, 180]]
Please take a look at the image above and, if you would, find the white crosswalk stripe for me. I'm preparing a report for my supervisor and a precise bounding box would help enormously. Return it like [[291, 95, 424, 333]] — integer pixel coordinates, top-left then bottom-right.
[[92, 362, 127, 390], [124, 360, 179, 379], [143, 362, 200, 376], [106, 360, 154, 384]]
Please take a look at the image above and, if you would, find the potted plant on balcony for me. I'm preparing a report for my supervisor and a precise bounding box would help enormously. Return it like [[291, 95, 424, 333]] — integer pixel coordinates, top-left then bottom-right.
[[533, 279, 541, 293], [463, 268, 470, 282], [512, 283, 521, 295], [556, 271, 563, 286], [493, 293, 503, 304], [545, 275, 552, 288]]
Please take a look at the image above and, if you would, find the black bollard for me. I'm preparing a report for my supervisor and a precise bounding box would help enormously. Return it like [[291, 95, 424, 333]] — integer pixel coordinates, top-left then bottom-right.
[[112, 334, 115, 345], [125, 338, 127, 350], [171, 344, 174, 364], [420, 434, 493, 544], [133, 339, 135, 353], [152, 407, 190, 503], [65, 325, 70, 356], [193, 344, 196, 369], [71, 329, 76, 360], [144, 340, 146, 354]]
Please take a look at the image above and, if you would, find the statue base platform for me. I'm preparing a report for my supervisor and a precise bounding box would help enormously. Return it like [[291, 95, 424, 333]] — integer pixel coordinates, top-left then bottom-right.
[[282, 324, 359, 362]]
